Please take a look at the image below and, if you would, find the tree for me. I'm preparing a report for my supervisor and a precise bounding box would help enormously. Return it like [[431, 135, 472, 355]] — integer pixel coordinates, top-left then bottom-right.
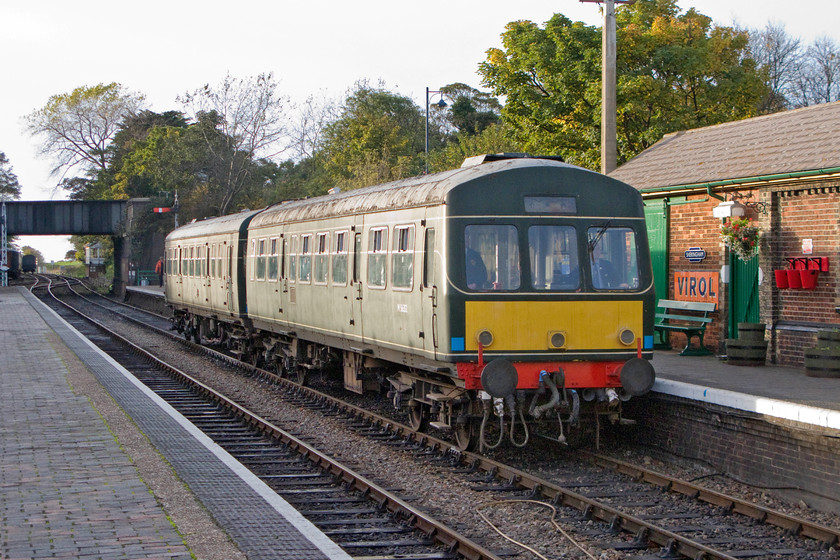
[[748, 22, 803, 112], [789, 36, 840, 107], [805, 37, 840, 104], [479, 1, 767, 168], [427, 123, 524, 173], [318, 83, 426, 190], [178, 72, 290, 214], [438, 83, 502, 135], [289, 92, 340, 161], [0, 152, 21, 199], [25, 83, 146, 179]]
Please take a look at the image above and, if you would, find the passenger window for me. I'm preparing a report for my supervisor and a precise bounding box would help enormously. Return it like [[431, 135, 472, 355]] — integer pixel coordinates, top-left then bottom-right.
[[368, 228, 388, 288], [464, 225, 520, 291], [299, 234, 312, 282], [528, 226, 579, 291], [587, 226, 639, 290], [268, 238, 279, 281], [314, 233, 329, 284], [289, 236, 297, 282], [423, 228, 435, 288], [392, 225, 414, 290], [332, 231, 348, 285], [256, 239, 266, 280]]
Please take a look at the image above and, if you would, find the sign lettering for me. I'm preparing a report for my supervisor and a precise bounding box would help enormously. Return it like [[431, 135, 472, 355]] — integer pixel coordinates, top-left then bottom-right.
[[674, 271, 719, 303]]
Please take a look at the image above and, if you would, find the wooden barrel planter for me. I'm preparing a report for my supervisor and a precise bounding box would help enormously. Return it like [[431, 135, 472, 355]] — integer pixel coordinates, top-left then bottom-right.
[[737, 322, 766, 342], [726, 338, 768, 366], [804, 330, 840, 378]]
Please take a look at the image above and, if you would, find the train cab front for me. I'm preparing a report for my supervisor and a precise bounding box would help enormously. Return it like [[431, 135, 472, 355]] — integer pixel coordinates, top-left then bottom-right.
[[445, 210, 656, 448]]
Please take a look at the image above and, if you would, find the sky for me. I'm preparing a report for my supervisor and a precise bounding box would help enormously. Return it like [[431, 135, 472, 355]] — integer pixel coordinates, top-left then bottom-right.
[[2, 0, 838, 262]]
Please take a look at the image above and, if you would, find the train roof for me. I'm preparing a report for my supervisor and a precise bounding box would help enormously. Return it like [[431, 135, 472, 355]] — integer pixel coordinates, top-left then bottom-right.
[[166, 208, 263, 241], [249, 156, 599, 228]]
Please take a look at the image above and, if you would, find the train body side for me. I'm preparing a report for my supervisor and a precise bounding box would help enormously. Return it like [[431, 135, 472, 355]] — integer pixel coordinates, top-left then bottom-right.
[[164, 209, 261, 322], [163, 156, 655, 448]]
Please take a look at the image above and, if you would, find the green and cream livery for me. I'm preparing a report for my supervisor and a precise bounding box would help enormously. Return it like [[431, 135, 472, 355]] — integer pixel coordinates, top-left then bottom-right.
[[165, 154, 656, 450]]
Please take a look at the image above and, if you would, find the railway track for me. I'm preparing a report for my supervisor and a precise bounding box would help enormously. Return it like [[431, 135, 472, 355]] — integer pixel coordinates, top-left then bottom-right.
[[33, 276, 500, 560], [39, 276, 840, 559]]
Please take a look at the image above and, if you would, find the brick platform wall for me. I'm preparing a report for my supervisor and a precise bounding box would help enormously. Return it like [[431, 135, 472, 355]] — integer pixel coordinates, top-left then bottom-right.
[[624, 395, 840, 505]]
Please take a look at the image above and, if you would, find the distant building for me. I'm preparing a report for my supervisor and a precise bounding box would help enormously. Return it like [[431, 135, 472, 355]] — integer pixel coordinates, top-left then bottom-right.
[[85, 242, 106, 278], [611, 101, 840, 366]]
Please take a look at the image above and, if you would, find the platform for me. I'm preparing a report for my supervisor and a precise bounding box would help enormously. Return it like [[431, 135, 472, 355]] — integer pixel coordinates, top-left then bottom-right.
[[0, 286, 352, 560], [651, 350, 840, 431]]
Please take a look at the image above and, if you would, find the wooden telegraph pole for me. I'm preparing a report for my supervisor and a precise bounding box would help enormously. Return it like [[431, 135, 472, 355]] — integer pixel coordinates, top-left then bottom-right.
[[580, 0, 634, 175]]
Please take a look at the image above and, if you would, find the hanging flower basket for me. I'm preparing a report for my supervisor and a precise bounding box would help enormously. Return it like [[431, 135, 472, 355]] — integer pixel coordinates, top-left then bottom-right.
[[720, 217, 760, 261]]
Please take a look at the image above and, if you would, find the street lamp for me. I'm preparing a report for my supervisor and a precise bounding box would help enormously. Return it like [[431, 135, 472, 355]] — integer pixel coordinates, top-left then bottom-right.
[[425, 87, 447, 174]]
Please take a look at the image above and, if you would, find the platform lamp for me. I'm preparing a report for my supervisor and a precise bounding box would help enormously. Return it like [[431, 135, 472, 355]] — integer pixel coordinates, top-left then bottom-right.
[[712, 200, 747, 219], [425, 87, 447, 174]]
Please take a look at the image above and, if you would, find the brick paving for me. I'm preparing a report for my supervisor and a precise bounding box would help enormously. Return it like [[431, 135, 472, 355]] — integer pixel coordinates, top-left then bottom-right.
[[1, 286, 350, 560], [0, 287, 190, 560]]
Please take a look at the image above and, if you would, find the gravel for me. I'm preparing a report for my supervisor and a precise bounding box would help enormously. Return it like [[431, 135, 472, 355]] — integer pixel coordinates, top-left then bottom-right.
[[88, 297, 840, 559]]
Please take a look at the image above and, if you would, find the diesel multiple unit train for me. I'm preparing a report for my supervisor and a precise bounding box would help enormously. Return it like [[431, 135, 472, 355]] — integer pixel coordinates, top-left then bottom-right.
[[165, 154, 656, 450]]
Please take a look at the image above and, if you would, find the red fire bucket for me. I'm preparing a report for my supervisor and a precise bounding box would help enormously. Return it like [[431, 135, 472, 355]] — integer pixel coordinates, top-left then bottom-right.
[[774, 270, 789, 289], [786, 269, 802, 289], [800, 269, 819, 289]]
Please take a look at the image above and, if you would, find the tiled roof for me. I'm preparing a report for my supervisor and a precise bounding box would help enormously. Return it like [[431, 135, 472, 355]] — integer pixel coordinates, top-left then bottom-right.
[[609, 101, 840, 190]]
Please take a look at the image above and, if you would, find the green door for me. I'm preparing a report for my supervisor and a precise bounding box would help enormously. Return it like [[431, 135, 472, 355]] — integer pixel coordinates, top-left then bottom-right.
[[644, 199, 668, 346], [728, 253, 760, 338]]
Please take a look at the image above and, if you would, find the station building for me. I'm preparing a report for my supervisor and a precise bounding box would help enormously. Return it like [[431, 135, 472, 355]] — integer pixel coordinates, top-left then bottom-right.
[[610, 101, 840, 367]]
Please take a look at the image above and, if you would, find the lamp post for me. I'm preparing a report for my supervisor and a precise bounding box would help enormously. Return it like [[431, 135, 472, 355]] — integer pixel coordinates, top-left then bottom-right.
[[1, 199, 7, 287], [425, 87, 447, 174]]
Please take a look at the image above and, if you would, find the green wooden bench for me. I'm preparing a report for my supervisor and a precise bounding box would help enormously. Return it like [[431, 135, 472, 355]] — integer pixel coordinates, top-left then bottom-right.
[[654, 299, 716, 356]]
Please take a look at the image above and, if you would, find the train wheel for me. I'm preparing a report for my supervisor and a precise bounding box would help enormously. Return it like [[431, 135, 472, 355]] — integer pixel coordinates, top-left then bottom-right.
[[408, 402, 429, 432], [453, 415, 477, 452]]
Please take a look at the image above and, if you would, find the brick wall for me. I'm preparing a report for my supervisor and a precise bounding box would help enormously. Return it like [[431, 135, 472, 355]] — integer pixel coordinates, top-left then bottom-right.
[[624, 395, 840, 505], [664, 195, 728, 352], [657, 181, 840, 364], [760, 183, 840, 365]]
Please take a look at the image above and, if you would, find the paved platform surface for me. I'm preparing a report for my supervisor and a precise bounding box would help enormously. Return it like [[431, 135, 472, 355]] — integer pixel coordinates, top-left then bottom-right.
[[0, 286, 351, 560], [652, 350, 840, 431]]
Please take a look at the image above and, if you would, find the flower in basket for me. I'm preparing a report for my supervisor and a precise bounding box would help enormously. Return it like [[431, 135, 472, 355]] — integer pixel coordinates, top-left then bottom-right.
[[720, 217, 760, 261]]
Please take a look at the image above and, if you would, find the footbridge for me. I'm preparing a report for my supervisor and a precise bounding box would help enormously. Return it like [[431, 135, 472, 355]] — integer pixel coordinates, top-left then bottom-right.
[[2, 199, 152, 296]]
